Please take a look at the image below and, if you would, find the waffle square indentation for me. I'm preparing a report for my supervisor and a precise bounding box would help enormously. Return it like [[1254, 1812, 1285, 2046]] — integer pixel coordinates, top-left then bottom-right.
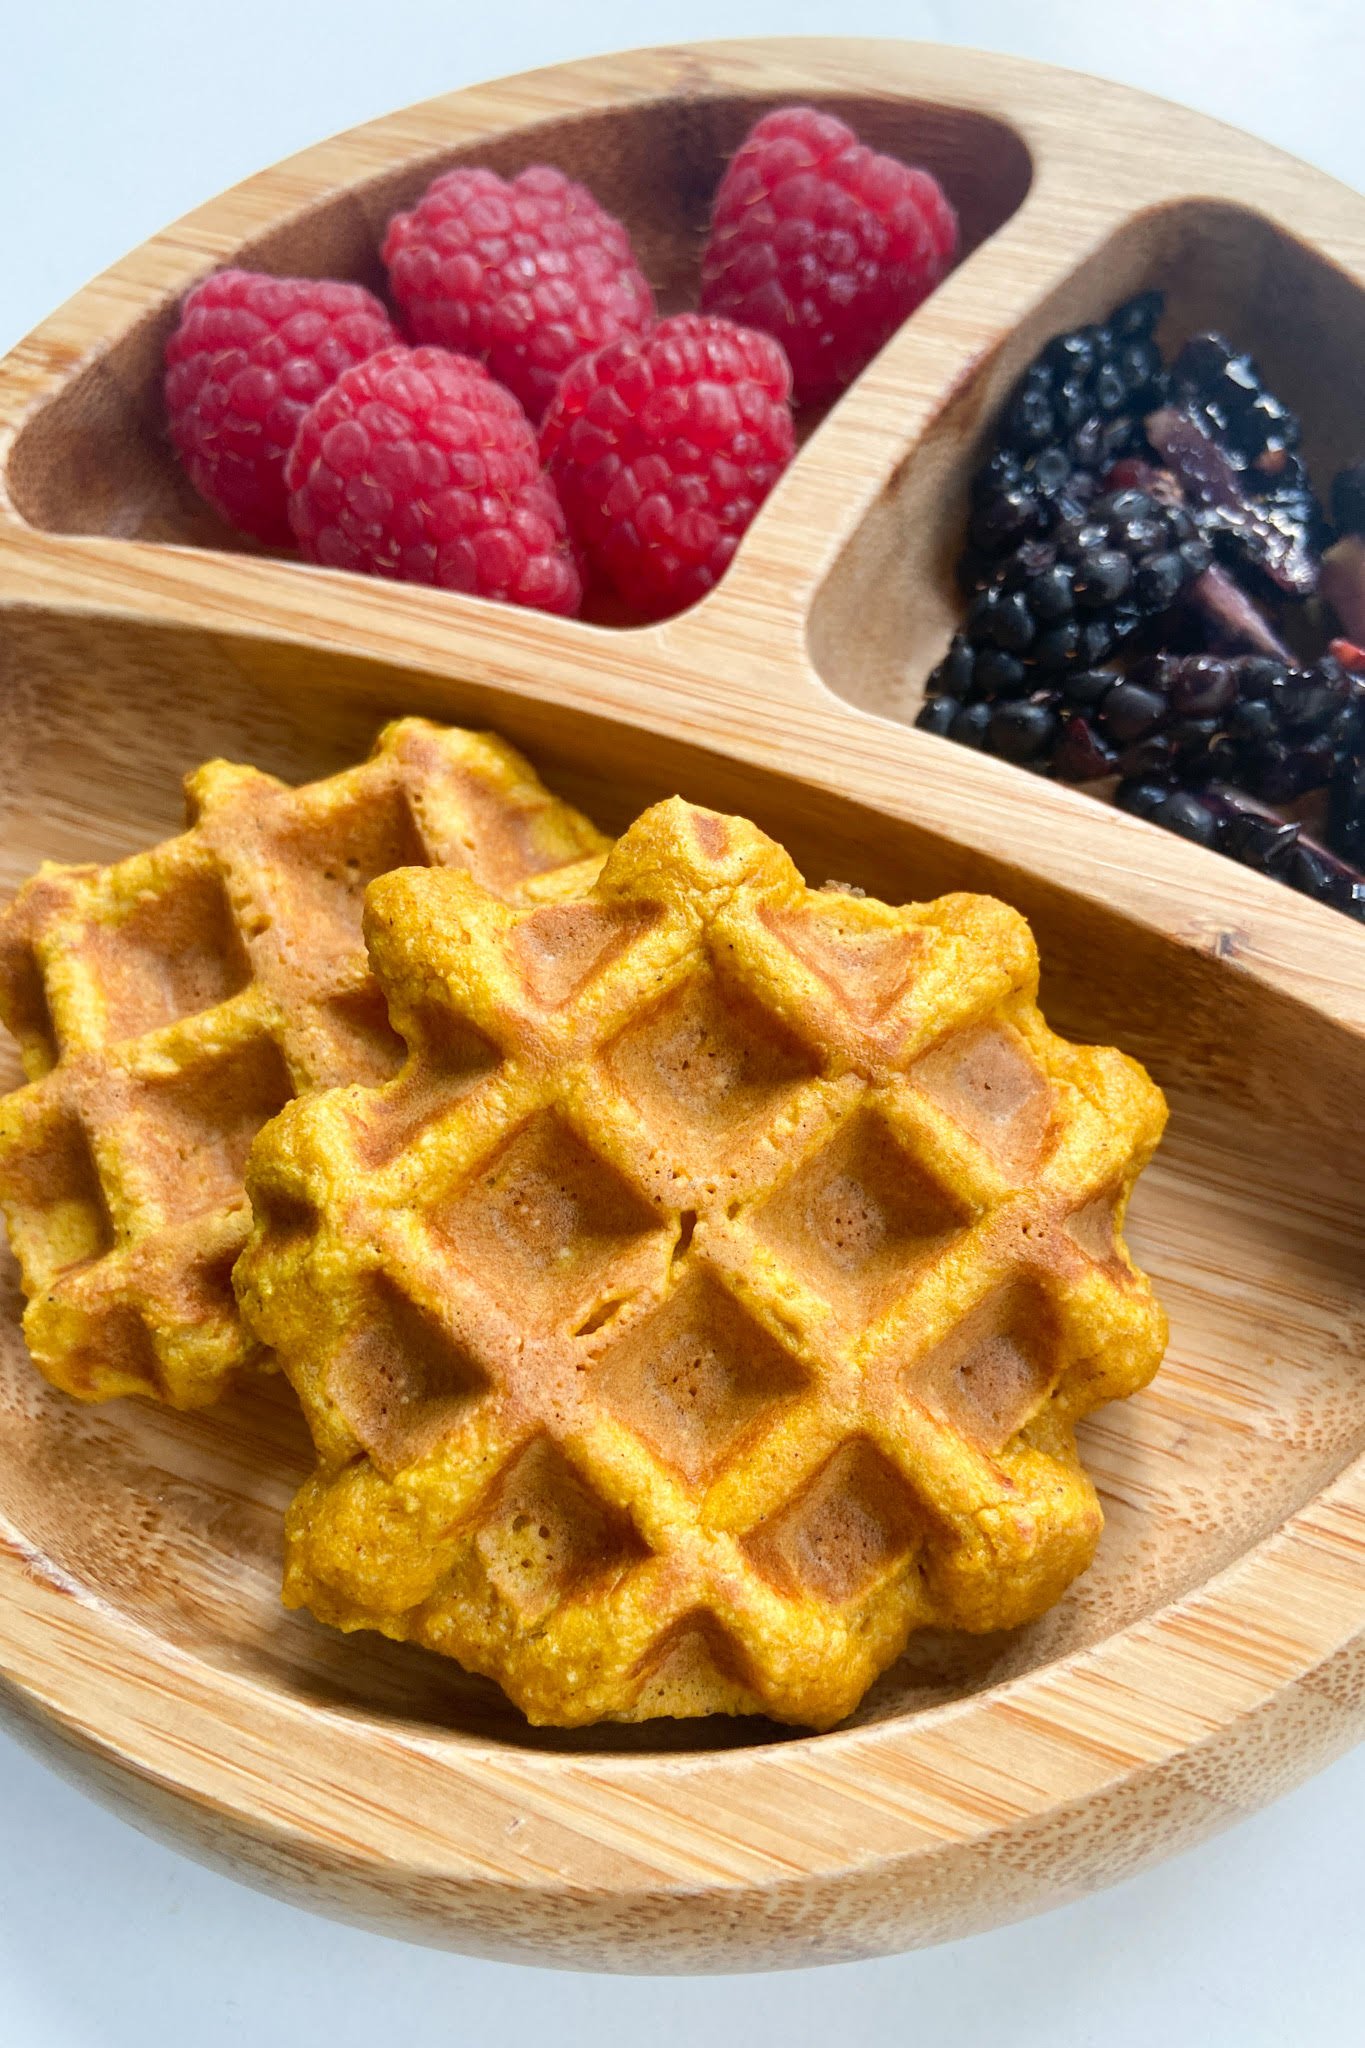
[[431, 1110, 663, 1325], [762, 901, 928, 1022], [509, 899, 655, 1010], [274, 787, 428, 954], [605, 966, 818, 1161], [475, 1435, 646, 1624], [910, 1278, 1062, 1452], [0, 1108, 114, 1276], [82, 868, 250, 1044], [325, 1273, 489, 1473], [744, 1439, 924, 1604], [912, 1022, 1053, 1176], [592, 1266, 808, 1484], [131, 1037, 293, 1218], [319, 984, 407, 1086], [755, 1107, 974, 1322]]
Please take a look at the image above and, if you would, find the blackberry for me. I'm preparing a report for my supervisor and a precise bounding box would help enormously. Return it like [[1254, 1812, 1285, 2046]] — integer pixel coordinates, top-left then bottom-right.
[[923, 488, 1208, 731], [1145, 404, 1318, 596], [1218, 656, 1365, 801], [989, 697, 1059, 763], [919, 292, 1363, 922], [1052, 713, 1118, 783], [1172, 335, 1301, 473], [917, 694, 958, 738], [1115, 774, 1178, 824], [1161, 789, 1221, 849], [1153, 333, 1327, 588], [1115, 777, 1365, 920], [967, 293, 1167, 565], [1078, 653, 1362, 797]]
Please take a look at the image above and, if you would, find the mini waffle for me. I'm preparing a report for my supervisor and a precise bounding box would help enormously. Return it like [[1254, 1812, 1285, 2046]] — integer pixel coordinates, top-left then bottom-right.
[[0, 720, 608, 1408], [237, 799, 1168, 1728]]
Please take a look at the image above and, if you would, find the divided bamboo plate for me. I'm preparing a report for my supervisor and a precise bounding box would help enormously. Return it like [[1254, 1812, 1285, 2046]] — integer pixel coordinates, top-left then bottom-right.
[[1, 38, 1363, 1974]]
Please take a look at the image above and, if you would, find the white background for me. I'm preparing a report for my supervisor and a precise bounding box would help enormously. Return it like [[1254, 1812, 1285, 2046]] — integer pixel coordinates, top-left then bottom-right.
[[2, 3, 1362, 2042]]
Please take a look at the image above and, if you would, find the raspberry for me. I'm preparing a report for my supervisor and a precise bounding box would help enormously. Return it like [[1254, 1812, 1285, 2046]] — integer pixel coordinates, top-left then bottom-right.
[[164, 270, 398, 547], [700, 107, 958, 406], [383, 165, 655, 425], [285, 345, 581, 616], [540, 314, 794, 621]]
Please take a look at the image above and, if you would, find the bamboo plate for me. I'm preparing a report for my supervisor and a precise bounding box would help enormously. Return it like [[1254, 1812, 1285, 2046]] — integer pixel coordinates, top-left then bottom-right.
[[0, 37, 1363, 1975]]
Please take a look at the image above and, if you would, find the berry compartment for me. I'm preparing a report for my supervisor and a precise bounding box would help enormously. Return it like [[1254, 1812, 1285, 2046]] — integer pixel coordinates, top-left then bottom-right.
[[2, 88, 1030, 596], [809, 200, 1365, 725]]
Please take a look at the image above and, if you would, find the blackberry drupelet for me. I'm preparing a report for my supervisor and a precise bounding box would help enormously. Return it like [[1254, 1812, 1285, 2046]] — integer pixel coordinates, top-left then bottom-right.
[[1218, 656, 1364, 801], [1171, 335, 1300, 474]]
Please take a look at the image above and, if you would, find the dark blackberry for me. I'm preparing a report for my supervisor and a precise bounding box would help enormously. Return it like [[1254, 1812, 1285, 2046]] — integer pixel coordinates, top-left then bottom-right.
[[1115, 733, 1177, 779], [1098, 678, 1165, 744], [925, 294, 1362, 921], [949, 701, 993, 748], [1029, 562, 1076, 620], [1034, 621, 1082, 671], [1061, 666, 1121, 708], [1205, 785, 1299, 875], [988, 697, 1060, 763], [1116, 776, 1365, 917], [930, 633, 976, 698], [1172, 335, 1299, 469], [1092, 654, 1361, 801], [1218, 656, 1365, 801], [967, 294, 1168, 567], [1166, 654, 1238, 718], [1285, 838, 1365, 919], [1160, 789, 1220, 848], [925, 489, 1205, 718], [1115, 774, 1175, 823], [1145, 405, 1319, 596], [974, 648, 1030, 697], [1160, 333, 1329, 581]]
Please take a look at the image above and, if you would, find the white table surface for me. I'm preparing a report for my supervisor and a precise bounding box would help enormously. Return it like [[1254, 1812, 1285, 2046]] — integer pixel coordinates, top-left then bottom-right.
[[3, 3, 1362, 2040]]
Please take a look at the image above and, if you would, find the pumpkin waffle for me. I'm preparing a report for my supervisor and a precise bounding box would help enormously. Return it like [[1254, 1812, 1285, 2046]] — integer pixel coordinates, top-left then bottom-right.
[[0, 720, 608, 1408], [237, 799, 1168, 1729]]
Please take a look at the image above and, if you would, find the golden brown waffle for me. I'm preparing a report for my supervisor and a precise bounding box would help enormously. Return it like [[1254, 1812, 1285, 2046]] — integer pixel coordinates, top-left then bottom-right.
[[0, 720, 608, 1408], [237, 799, 1168, 1729]]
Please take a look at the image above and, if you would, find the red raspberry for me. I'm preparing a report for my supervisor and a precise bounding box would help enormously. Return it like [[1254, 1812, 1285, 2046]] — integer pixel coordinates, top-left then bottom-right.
[[700, 107, 958, 406], [164, 270, 398, 547], [540, 314, 793, 621], [382, 165, 655, 426], [285, 344, 581, 616]]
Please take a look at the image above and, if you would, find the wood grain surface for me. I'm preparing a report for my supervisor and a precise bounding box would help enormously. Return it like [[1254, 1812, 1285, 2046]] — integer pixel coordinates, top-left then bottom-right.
[[0, 38, 1362, 1972]]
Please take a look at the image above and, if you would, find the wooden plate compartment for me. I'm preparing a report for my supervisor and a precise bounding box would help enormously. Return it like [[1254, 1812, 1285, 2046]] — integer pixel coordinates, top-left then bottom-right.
[[811, 198, 1365, 719]]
